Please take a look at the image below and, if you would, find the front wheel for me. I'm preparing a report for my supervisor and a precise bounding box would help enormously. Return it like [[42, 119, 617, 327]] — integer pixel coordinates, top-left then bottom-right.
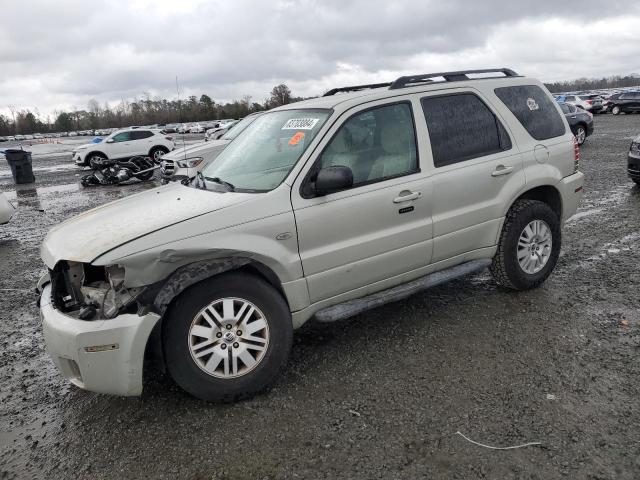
[[150, 147, 168, 163], [490, 199, 561, 290], [163, 272, 293, 402], [611, 105, 621, 115]]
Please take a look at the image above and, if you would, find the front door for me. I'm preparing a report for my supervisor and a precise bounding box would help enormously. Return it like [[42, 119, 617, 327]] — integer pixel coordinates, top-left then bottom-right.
[[292, 101, 433, 304], [107, 131, 133, 159]]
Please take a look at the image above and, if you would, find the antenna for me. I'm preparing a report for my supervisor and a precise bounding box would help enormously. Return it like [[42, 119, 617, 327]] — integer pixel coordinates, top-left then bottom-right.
[[175, 75, 187, 162]]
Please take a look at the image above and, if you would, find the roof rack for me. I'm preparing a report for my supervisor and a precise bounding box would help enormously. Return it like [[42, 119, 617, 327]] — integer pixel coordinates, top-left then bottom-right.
[[389, 68, 520, 90], [323, 82, 392, 96]]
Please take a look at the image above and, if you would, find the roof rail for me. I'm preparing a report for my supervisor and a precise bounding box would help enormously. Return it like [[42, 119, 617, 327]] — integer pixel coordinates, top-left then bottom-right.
[[323, 82, 392, 96], [388, 68, 520, 90]]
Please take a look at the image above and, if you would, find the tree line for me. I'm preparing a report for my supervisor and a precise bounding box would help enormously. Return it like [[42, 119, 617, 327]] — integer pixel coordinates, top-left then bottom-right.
[[544, 73, 640, 93], [3, 73, 639, 135], [0, 84, 300, 135]]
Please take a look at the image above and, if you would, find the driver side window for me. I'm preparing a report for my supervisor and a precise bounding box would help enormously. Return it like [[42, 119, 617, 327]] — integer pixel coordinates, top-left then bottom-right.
[[317, 103, 418, 187]]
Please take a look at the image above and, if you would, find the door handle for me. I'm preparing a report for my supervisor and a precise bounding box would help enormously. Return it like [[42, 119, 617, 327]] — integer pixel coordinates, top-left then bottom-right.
[[491, 165, 514, 177], [393, 191, 421, 203]]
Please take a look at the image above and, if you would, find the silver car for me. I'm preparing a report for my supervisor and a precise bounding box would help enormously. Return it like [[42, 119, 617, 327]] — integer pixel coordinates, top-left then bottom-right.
[[161, 113, 261, 183]]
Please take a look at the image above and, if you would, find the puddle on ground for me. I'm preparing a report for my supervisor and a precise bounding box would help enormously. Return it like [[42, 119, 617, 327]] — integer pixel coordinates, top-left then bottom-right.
[[0, 163, 76, 178]]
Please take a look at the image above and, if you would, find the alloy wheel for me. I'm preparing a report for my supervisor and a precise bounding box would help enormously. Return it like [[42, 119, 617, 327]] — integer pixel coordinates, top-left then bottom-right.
[[188, 297, 270, 378], [517, 220, 552, 274]]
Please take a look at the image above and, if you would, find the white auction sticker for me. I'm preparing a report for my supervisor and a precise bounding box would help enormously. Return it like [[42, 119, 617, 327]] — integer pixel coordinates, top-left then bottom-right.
[[281, 118, 319, 130]]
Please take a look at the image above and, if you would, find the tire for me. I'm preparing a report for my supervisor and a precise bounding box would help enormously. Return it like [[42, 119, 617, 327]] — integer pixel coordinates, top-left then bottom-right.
[[575, 125, 587, 145], [611, 105, 621, 115], [163, 271, 293, 402], [87, 152, 107, 169], [149, 147, 168, 163], [490, 199, 561, 291]]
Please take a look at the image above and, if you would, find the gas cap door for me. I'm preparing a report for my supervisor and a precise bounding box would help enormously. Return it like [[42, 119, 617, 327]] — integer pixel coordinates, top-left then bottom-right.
[[534, 144, 550, 164]]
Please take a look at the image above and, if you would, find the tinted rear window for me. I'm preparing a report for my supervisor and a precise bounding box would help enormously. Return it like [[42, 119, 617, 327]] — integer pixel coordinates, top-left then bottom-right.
[[129, 130, 153, 140], [421, 93, 512, 168], [494, 85, 566, 140]]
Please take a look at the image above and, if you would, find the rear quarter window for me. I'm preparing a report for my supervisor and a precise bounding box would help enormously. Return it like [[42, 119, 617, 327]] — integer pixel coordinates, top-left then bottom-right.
[[494, 85, 566, 141]]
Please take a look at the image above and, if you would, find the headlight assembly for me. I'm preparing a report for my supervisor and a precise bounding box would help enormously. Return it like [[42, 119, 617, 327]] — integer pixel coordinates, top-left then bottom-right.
[[177, 157, 204, 168]]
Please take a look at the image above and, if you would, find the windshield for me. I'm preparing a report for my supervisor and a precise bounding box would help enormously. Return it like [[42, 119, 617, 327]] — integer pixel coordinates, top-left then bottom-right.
[[221, 116, 257, 140], [202, 109, 331, 191]]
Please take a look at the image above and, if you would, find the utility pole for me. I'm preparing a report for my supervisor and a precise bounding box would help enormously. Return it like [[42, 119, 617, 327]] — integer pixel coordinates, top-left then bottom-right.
[[8, 105, 16, 133]]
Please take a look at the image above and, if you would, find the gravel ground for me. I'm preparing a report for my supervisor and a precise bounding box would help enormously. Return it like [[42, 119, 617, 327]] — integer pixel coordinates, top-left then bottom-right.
[[1, 118, 639, 479]]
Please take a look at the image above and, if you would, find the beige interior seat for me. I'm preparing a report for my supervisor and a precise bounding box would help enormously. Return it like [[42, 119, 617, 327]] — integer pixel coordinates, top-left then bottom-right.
[[370, 122, 416, 180]]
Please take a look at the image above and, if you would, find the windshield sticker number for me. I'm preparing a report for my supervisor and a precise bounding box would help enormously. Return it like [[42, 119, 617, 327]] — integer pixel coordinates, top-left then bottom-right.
[[288, 131, 305, 146], [282, 118, 319, 130]]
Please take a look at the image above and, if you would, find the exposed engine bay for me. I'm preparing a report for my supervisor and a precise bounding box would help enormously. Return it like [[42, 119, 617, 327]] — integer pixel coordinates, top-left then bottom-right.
[[49, 261, 148, 320]]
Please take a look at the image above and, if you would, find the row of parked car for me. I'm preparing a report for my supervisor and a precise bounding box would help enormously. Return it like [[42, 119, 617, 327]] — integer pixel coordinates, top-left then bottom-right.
[[0, 130, 115, 142], [554, 91, 640, 115], [0, 120, 241, 143], [162, 119, 238, 135]]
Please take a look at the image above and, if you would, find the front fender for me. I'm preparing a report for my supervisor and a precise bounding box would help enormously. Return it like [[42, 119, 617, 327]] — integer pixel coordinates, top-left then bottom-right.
[[152, 257, 251, 314]]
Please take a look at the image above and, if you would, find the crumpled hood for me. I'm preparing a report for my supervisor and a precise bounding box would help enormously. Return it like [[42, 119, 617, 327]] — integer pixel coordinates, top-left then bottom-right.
[[162, 138, 229, 161], [41, 183, 252, 267]]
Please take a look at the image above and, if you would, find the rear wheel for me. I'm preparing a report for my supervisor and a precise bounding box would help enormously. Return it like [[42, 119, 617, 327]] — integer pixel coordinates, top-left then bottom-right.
[[490, 199, 561, 291], [163, 272, 293, 402]]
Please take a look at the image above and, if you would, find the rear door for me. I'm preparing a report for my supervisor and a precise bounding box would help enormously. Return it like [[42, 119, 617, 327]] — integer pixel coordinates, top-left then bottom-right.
[[292, 100, 433, 303], [419, 89, 524, 263], [129, 130, 154, 155]]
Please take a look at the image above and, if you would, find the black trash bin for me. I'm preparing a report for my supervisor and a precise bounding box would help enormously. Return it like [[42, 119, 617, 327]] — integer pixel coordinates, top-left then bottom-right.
[[4, 149, 35, 184]]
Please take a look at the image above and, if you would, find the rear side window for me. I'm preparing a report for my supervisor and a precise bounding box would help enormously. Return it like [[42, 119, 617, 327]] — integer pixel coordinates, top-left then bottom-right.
[[421, 93, 512, 168], [131, 130, 153, 140], [495, 85, 566, 140]]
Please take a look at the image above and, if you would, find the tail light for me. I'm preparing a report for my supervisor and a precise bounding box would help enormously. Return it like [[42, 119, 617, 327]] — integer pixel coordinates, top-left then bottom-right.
[[573, 136, 580, 173], [585, 100, 593, 105]]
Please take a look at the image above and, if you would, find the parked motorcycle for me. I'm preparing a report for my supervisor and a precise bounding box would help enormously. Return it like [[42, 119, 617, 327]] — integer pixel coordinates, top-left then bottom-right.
[[81, 155, 159, 187]]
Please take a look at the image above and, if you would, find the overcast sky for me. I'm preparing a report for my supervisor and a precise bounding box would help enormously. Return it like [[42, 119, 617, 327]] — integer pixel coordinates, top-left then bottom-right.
[[1, 0, 639, 119]]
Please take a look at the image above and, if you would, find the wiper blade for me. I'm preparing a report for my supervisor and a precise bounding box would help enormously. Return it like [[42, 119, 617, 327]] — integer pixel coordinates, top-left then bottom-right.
[[195, 171, 207, 190], [205, 176, 235, 191]]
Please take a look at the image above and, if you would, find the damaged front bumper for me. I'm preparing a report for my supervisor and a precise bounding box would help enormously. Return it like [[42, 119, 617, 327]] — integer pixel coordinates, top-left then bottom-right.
[[40, 283, 160, 396]]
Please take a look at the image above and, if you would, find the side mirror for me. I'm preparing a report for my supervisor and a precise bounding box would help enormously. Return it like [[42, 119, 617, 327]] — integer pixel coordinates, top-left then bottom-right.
[[106, 139, 114, 143], [314, 165, 353, 196]]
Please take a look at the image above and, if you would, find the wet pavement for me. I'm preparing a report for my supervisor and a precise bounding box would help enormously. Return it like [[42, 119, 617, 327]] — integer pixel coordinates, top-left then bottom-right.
[[1, 118, 640, 479]]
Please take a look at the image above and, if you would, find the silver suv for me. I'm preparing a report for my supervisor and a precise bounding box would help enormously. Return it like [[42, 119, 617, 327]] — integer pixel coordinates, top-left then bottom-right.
[[38, 68, 584, 401]]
